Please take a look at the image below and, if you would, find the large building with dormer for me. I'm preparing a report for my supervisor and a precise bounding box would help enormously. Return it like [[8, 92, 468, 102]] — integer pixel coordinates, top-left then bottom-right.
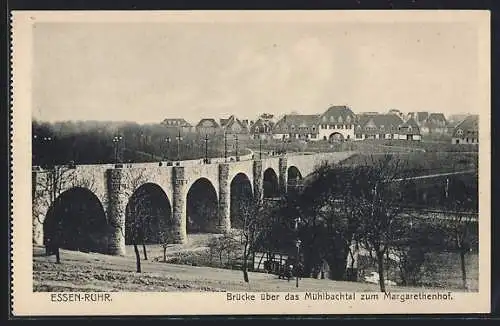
[[317, 105, 357, 141], [272, 114, 320, 141], [354, 113, 404, 140], [161, 118, 194, 133]]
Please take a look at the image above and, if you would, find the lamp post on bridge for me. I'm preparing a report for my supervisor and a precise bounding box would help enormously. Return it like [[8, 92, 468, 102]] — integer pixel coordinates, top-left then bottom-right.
[[203, 134, 209, 164], [112, 135, 123, 164], [164, 136, 172, 160], [176, 130, 183, 161], [39, 135, 53, 168]]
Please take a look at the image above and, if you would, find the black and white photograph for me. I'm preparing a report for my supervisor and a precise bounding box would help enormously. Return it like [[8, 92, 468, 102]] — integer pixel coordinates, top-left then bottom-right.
[[11, 10, 490, 315]]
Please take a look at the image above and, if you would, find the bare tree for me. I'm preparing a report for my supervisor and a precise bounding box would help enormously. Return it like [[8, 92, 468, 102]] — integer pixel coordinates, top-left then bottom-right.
[[33, 164, 78, 263], [440, 173, 479, 290], [157, 228, 170, 262], [207, 233, 240, 267], [121, 168, 149, 272], [353, 154, 412, 292], [300, 161, 364, 280]]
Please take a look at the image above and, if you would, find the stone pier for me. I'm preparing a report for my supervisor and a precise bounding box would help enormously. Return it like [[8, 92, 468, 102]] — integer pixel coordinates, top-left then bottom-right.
[[217, 163, 231, 233], [172, 166, 188, 244], [106, 168, 127, 255]]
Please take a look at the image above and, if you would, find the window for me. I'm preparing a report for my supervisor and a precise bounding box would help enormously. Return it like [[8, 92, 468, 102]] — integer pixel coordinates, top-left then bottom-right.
[[356, 134, 362, 139]]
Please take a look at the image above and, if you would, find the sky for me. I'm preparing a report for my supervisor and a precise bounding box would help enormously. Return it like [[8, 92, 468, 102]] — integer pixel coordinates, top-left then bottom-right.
[[33, 20, 481, 124]]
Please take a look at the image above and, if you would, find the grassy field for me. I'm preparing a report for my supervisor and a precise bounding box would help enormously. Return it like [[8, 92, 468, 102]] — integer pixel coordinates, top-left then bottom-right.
[[33, 244, 478, 293], [34, 246, 446, 293], [338, 151, 477, 175], [244, 138, 478, 156]]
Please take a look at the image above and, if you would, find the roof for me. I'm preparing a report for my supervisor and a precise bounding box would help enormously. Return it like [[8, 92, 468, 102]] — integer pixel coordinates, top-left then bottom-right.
[[398, 117, 420, 135], [452, 115, 479, 138], [448, 114, 469, 125], [221, 115, 249, 133], [196, 118, 219, 128], [319, 105, 356, 124], [428, 113, 446, 122], [355, 114, 403, 135], [273, 114, 320, 133], [250, 118, 274, 133], [161, 119, 192, 127], [425, 113, 447, 128]]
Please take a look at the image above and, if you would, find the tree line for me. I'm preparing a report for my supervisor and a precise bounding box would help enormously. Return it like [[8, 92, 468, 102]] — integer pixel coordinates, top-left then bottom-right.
[[32, 120, 249, 167]]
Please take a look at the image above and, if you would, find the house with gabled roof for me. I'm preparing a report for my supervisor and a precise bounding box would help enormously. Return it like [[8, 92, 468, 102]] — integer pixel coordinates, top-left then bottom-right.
[[272, 114, 320, 141], [317, 105, 357, 141], [220, 115, 250, 138], [451, 115, 479, 145], [250, 118, 274, 139], [354, 113, 404, 140], [398, 117, 422, 141], [423, 113, 448, 135], [195, 118, 220, 135]]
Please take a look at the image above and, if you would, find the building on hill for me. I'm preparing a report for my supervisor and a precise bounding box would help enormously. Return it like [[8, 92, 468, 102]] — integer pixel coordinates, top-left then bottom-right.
[[272, 114, 320, 141], [195, 118, 220, 135], [424, 113, 448, 135], [354, 113, 404, 140], [250, 118, 274, 140], [397, 117, 422, 141], [451, 115, 479, 145], [317, 105, 357, 142], [161, 118, 193, 133], [220, 115, 250, 138]]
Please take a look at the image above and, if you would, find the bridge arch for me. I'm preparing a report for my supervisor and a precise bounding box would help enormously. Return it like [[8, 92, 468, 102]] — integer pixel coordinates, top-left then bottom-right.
[[263, 168, 280, 198], [125, 183, 172, 245], [287, 166, 303, 193], [186, 177, 219, 233], [329, 132, 345, 142], [43, 187, 109, 253], [230, 173, 254, 229]]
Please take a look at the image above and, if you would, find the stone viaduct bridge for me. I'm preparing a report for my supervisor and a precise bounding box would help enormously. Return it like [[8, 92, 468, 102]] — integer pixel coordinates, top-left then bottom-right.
[[32, 151, 356, 256]]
